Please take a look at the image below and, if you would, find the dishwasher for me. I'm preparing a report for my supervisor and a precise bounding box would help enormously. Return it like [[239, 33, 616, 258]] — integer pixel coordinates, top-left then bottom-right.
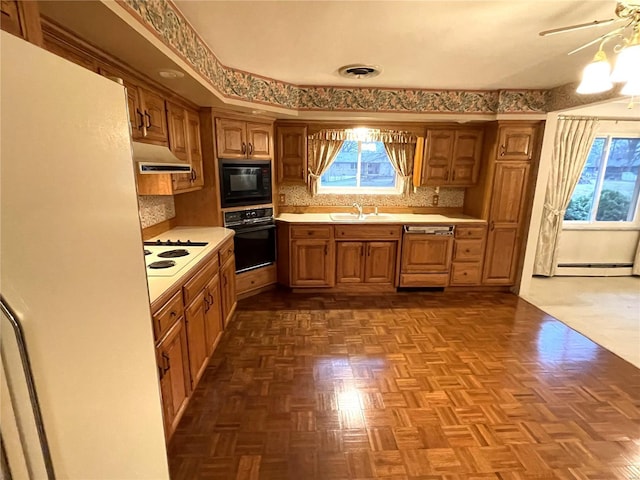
[[399, 225, 455, 287]]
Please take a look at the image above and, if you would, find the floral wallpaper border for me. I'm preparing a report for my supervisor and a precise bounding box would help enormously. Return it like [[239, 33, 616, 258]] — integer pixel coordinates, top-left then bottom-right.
[[116, 0, 550, 114]]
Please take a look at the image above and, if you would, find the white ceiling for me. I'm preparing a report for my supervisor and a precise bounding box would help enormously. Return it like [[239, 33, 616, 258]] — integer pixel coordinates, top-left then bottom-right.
[[173, 0, 626, 90]]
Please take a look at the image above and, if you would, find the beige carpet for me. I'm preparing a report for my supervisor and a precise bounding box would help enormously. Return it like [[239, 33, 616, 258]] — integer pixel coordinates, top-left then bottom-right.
[[522, 276, 640, 368]]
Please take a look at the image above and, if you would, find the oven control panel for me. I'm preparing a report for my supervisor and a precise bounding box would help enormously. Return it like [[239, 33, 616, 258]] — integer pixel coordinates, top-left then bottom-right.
[[224, 207, 274, 227]]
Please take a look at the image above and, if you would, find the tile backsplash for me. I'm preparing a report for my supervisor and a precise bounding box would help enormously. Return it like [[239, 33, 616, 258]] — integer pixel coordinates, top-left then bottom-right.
[[138, 195, 175, 228], [278, 185, 464, 208]]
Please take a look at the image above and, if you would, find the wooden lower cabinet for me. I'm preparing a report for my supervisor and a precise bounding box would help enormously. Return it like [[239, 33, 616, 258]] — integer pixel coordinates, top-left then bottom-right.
[[184, 291, 209, 388], [220, 255, 237, 327], [449, 225, 486, 286], [204, 274, 223, 354], [156, 318, 190, 437], [291, 239, 334, 287], [336, 241, 396, 285], [482, 225, 520, 284]]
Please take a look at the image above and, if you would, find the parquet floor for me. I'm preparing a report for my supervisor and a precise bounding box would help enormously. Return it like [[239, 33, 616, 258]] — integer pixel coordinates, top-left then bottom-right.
[[168, 291, 640, 480]]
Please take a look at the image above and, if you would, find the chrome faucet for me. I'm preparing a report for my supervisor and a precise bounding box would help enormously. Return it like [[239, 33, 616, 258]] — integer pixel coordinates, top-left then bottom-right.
[[352, 202, 364, 219]]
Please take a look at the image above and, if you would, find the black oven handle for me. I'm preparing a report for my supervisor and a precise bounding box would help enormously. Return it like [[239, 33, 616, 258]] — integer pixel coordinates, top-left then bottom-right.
[[231, 223, 276, 234]]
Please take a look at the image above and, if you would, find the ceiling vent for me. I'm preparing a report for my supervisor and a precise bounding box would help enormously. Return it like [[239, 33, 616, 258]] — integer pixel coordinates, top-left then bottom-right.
[[338, 64, 381, 79]]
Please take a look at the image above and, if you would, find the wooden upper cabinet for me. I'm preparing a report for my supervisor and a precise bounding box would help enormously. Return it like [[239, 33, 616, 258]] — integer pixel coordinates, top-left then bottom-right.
[[422, 130, 454, 185], [126, 84, 144, 140], [401, 235, 453, 273], [216, 118, 246, 158], [1, 0, 42, 46], [497, 125, 536, 160], [364, 242, 396, 284], [421, 128, 483, 187], [216, 118, 273, 159], [276, 125, 308, 184], [247, 123, 272, 159], [450, 129, 483, 186], [167, 102, 189, 161], [187, 110, 204, 188], [139, 88, 168, 145], [489, 162, 530, 225]]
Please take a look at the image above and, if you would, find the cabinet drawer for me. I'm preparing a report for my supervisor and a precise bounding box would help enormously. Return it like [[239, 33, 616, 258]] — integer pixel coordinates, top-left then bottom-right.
[[291, 225, 333, 239], [218, 238, 235, 266], [335, 225, 401, 240], [183, 257, 218, 305], [455, 225, 486, 239], [452, 239, 484, 262], [236, 265, 277, 294], [152, 290, 183, 341], [399, 273, 449, 287], [450, 263, 482, 285]]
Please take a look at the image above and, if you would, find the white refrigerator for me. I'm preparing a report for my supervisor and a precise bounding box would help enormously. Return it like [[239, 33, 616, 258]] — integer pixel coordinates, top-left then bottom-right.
[[1, 31, 170, 479]]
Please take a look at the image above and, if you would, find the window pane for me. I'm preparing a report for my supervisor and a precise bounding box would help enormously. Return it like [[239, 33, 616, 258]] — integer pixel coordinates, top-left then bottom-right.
[[595, 138, 640, 221], [564, 137, 605, 221], [360, 142, 396, 187], [321, 141, 357, 187]]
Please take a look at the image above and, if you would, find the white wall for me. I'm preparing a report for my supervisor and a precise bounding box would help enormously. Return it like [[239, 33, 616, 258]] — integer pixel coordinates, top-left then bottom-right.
[[557, 229, 640, 264]]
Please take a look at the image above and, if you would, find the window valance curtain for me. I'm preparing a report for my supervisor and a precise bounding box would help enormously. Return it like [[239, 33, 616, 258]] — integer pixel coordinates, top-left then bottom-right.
[[306, 128, 417, 196]]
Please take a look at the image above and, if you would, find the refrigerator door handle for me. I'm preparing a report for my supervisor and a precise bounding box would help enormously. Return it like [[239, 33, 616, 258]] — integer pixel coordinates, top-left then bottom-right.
[[0, 295, 56, 479]]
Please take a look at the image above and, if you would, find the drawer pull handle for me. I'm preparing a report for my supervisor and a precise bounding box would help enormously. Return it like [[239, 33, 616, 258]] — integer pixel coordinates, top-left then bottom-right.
[[161, 352, 170, 374], [499, 145, 505, 156], [248, 142, 253, 155], [241, 142, 247, 154], [208, 293, 214, 304], [144, 111, 152, 129]]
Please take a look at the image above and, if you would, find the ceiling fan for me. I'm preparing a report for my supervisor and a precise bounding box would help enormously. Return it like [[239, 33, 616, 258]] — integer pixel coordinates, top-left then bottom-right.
[[539, 1, 640, 96], [539, 1, 639, 55]]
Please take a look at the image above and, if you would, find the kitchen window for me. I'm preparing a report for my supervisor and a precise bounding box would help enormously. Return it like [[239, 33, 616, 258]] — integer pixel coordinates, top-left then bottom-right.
[[564, 135, 640, 227], [318, 140, 401, 194]]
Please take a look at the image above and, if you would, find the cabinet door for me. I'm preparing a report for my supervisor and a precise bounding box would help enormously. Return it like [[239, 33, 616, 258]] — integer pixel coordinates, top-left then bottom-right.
[[220, 256, 237, 328], [336, 242, 365, 284], [497, 126, 535, 160], [167, 102, 189, 161], [450, 129, 483, 186], [401, 235, 453, 273], [489, 162, 530, 224], [422, 130, 454, 185], [157, 318, 190, 437], [216, 118, 247, 158], [139, 88, 168, 145], [187, 110, 204, 188], [185, 292, 209, 388], [126, 84, 144, 140], [204, 274, 223, 355], [1, 0, 42, 45], [1, 1, 22, 37], [277, 125, 307, 183], [291, 239, 334, 287], [364, 242, 396, 284], [247, 122, 272, 159], [482, 225, 519, 284]]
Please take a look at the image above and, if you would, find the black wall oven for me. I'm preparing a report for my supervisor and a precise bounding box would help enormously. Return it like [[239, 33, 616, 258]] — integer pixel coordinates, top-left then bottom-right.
[[224, 208, 276, 273], [219, 159, 272, 208]]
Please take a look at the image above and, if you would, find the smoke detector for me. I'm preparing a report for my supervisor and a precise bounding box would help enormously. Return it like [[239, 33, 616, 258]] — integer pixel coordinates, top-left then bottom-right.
[[338, 64, 381, 79]]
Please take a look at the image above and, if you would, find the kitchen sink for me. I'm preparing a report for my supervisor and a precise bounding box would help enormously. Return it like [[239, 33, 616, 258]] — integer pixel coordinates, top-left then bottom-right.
[[329, 213, 397, 222]]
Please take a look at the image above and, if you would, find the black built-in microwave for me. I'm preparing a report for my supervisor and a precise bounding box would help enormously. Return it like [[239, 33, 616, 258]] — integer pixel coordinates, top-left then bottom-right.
[[219, 159, 272, 208]]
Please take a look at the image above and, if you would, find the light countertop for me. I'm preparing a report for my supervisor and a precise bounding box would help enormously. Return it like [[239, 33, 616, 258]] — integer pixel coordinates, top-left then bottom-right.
[[276, 213, 486, 224], [145, 226, 234, 307]]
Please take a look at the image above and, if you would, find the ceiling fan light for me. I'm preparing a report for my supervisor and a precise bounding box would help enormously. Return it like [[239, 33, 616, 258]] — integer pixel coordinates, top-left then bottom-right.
[[610, 43, 640, 83], [621, 75, 640, 96], [576, 52, 613, 94]]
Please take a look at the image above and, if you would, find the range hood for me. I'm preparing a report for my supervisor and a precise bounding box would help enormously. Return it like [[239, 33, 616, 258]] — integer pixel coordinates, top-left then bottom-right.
[[132, 141, 191, 174]]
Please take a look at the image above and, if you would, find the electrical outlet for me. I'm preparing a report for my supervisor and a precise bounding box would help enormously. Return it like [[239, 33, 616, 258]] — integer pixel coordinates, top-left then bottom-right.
[[279, 193, 286, 204], [432, 194, 439, 206]]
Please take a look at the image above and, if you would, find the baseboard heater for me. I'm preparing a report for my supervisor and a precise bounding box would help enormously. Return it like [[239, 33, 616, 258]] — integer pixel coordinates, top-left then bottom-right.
[[555, 262, 634, 276], [557, 263, 633, 268]]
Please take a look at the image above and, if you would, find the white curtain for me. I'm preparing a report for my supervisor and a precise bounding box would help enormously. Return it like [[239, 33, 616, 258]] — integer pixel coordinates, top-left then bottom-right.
[[533, 116, 599, 277], [307, 130, 346, 196]]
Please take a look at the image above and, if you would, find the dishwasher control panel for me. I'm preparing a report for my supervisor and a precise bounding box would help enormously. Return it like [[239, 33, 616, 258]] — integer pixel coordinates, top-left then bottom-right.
[[403, 225, 455, 235]]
